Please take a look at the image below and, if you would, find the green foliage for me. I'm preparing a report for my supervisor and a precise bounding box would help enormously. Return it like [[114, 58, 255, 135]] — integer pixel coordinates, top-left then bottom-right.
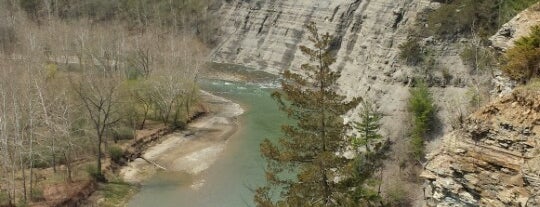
[[108, 146, 124, 164], [112, 126, 135, 141], [30, 188, 45, 202], [347, 101, 388, 206], [499, 0, 540, 26], [101, 180, 135, 207], [255, 22, 364, 206], [85, 164, 106, 182], [398, 38, 425, 66], [408, 82, 435, 159], [502, 25, 540, 83], [352, 101, 383, 152], [427, 0, 539, 37]]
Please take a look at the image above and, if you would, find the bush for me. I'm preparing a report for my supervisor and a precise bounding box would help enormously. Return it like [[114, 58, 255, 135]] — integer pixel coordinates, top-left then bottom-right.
[[30, 188, 45, 202], [502, 25, 540, 83], [399, 38, 425, 66], [408, 82, 435, 159], [108, 146, 124, 164], [85, 164, 105, 181], [112, 126, 135, 142]]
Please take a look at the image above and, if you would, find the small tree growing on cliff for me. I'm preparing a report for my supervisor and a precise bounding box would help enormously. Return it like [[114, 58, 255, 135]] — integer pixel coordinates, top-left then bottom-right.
[[346, 100, 388, 206], [254, 22, 361, 206], [408, 81, 435, 160], [352, 101, 383, 153]]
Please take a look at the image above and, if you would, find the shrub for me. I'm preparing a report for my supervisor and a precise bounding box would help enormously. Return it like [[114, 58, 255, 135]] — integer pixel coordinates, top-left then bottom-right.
[[112, 126, 135, 141], [441, 67, 453, 84], [502, 25, 540, 83], [85, 164, 105, 181], [30, 188, 45, 202], [108, 146, 124, 164], [408, 81, 435, 159], [399, 38, 425, 66]]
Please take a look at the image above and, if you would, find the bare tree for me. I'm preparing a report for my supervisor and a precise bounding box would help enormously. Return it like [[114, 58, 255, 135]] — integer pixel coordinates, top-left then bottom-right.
[[72, 51, 122, 181]]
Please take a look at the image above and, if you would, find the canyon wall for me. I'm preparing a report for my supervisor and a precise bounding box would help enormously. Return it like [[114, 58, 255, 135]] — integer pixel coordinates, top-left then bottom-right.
[[210, 0, 477, 139], [211, 1, 485, 205], [212, 0, 426, 74], [422, 88, 540, 206], [422, 6, 540, 207]]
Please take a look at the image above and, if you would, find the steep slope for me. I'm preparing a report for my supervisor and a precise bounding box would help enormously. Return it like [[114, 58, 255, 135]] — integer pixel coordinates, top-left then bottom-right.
[[211, 0, 477, 136], [212, 0, 428, 75], [211, 1, 484, 204], [490, 3, 540, 51], [422, 88, 540, 206]]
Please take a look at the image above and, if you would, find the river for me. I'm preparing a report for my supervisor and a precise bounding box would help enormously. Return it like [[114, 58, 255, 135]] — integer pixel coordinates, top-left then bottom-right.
[[128, 79, 286, 207]]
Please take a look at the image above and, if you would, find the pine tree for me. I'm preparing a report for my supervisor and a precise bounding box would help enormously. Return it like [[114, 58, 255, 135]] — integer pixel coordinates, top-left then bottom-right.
[[408, 82, 435, 159], [254, 22, 361, 207], [346, 101, 387, 206], [352, 101, 383, 153]]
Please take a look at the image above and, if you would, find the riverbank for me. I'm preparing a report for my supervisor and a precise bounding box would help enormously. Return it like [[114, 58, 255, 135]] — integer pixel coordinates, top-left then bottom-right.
[[128, 79, 287, 207], [120, 91, 243, 185]]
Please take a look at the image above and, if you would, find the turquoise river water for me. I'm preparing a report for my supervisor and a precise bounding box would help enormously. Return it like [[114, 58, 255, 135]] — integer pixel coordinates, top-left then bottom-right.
[[128, 79, 286, 207]]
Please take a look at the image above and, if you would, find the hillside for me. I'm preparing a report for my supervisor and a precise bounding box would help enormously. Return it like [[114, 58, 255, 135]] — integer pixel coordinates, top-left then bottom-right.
[[422, 87, 540, 206]]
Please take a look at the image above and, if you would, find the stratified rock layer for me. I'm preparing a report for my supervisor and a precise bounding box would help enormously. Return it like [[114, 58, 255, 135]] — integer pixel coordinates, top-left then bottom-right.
[[212, 2, 485, 204], [212, 0, 431, 74], [422, 89, 540, 207], [211, 0, 475, 134]]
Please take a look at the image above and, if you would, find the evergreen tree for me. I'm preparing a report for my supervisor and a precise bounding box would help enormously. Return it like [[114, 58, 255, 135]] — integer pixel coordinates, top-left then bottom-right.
[[352, 101, 383, 153], [254, 22, 361, 207], [345, 101, 387, 206], [408, 82, 435, 159]]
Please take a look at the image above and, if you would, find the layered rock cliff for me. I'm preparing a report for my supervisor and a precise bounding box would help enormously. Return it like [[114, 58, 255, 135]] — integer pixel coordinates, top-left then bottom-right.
[[422, 88, 540, 206], [211, 0, 477, 136], [212, 0, 428, 74], [211, 1, 489, 205]]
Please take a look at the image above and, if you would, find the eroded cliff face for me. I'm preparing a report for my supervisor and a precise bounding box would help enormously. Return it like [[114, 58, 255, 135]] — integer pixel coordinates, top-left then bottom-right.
[[211, 0, 476, 137], [211, 1, 485, 205], [212, 0, 428, 75], [422, 88, 540, 207]]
